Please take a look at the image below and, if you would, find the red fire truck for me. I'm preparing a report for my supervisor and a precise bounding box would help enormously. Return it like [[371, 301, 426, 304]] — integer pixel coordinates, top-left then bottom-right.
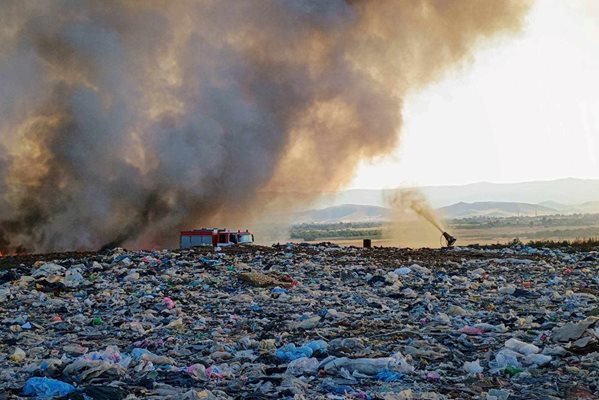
[[179, 228, 254, 249]]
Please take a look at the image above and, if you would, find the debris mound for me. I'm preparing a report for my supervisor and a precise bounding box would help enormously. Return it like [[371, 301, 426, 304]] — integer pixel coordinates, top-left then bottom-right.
[[1, 243, 598, 398]]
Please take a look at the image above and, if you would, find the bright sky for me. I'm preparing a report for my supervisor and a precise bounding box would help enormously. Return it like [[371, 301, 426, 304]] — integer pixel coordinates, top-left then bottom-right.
[[349, 0, 599, 189]]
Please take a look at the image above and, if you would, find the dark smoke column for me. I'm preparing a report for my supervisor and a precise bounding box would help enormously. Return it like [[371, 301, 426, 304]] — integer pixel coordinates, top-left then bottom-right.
[[0, 0, 531, 253]]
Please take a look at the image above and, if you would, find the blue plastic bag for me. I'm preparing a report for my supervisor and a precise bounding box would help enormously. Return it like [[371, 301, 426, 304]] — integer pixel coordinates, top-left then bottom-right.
[[22, 377, 75, 398], [131, 347, 153, 360], [275, 343, 313, 361], [305, 339, 328, 352], [375, 369, 403, 382]]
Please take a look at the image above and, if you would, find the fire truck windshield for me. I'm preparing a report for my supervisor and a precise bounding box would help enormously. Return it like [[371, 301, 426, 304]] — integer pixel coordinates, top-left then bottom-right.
[[238, 234, 252, 243]]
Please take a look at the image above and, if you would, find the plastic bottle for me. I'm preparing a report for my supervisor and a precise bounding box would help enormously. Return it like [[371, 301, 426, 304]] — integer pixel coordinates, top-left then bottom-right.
[[524, 353, 552, 366], [394, 267, 412, 275], [498, 285, 516, 295], [504, 365, 524, 376], [186, 363, 207, 380], [490, 349, 522, 372], [131, 348, 174, 365], [504, 338, 539, 355], [10, 347, 26, 362], [487, 389, 510, 400], [286, 357, 319, 376], [323, 354, 412, 376], [463, 359, 484, 374], [64, 267, 84, 287]]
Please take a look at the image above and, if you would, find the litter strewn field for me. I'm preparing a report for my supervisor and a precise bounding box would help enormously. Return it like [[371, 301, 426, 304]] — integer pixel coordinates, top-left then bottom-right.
[[1, 243, 598, 399]]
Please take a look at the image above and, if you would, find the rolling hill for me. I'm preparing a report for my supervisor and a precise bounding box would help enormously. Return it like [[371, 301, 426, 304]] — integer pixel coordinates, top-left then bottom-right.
[[293, 199, 599, 224], [292, 204, 391, 224], [538, 200, 599, 214], [437, 201, 557, 218], [317, 178, 599, 209]]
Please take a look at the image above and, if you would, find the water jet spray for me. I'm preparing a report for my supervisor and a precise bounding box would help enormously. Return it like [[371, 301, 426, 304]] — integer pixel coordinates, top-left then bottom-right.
[[441, 231, 457, 247]]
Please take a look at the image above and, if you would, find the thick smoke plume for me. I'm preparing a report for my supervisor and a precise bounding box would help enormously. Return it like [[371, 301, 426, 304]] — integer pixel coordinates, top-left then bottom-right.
[[0, 0, 530, 253]]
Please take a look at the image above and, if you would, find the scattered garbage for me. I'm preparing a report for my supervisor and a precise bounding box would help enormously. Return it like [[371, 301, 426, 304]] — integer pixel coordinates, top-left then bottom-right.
[[463, 359, 484, 374], [1, 242, 598, 398], [10, 347, 26, 363]]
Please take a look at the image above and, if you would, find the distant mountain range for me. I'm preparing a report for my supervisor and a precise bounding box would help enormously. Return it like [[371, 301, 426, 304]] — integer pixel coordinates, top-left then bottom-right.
[[293, 200, 599, 224], [437, 202, 557, 218], [315, 178, 599, 209], [293, 204, 392, 224], [538, 200, 599, 214], [291, 179, 599, 224]]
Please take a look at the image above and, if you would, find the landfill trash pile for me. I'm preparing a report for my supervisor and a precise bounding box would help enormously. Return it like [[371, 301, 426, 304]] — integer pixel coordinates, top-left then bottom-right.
[[1, 242, 598, 399]]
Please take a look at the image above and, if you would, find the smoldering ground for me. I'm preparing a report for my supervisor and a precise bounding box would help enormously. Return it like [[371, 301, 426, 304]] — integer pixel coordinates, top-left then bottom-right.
[[0, 0, 531, 253]]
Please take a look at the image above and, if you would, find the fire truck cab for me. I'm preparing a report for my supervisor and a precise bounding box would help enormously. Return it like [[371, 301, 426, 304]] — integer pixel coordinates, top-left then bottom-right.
[[179, 228, 254, 249]]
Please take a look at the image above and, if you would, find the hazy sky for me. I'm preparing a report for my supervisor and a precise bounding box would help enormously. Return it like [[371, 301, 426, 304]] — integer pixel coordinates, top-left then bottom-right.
[[350, 0, 599, 189]]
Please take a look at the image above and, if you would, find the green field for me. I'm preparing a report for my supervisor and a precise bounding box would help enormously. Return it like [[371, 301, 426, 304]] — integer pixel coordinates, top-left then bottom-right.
[[290, 213, 599, 247]]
